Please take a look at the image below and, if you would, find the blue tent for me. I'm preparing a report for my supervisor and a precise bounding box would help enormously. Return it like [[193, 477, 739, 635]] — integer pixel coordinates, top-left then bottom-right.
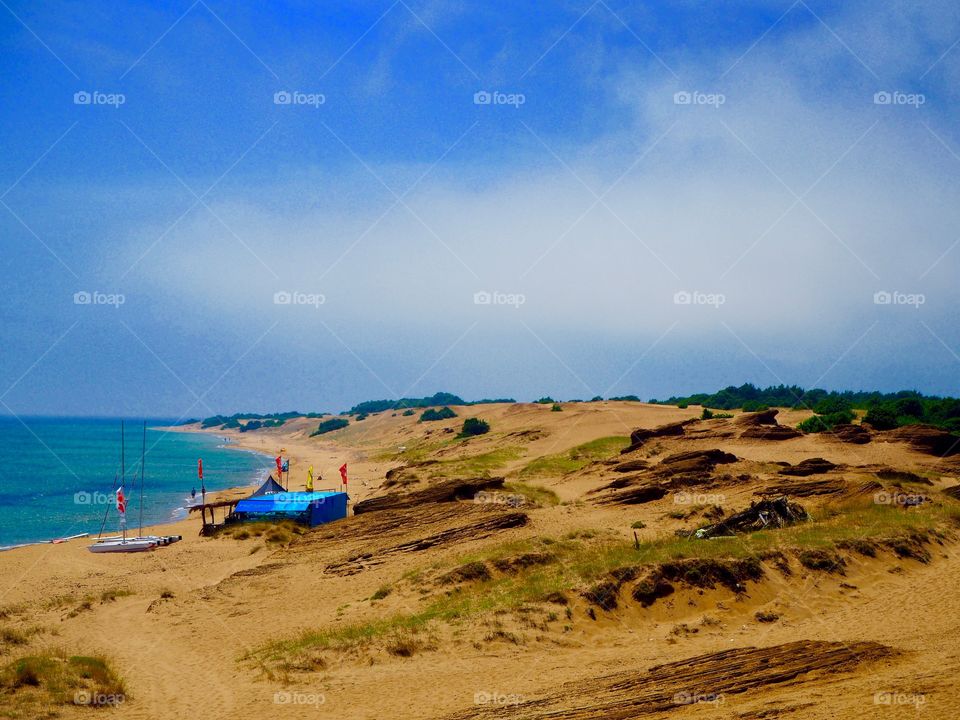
[[232, 491, 348, 526]]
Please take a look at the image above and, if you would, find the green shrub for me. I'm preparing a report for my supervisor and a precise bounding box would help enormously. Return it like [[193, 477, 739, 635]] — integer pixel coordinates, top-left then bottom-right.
[[420, 407, 457, 422], [551, 403, 562, 412], [798, 410, 854, 434], [535, 397, 556, 404], [457, 418, 490, 438], [310, 417, 349, 436], [370, 586, 392, 601], [701, 408, 713, 420], [813, 397, 853, 415], [402, 409, 415, 416], [863, 407, 898, 430]]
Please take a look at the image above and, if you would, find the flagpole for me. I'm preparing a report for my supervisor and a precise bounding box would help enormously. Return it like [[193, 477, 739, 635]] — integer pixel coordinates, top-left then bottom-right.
[[139, 421, 146, 538]]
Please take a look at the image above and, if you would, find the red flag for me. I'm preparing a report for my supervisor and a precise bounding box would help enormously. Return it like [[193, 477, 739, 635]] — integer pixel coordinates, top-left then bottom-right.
[[339, 463, 348, 485], [197, 458, 203, 480], [276, 456, 283, 474], [116, 487, 126, 515]]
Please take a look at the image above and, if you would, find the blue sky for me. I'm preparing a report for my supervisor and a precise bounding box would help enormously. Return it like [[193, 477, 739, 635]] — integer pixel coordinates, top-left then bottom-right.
[[2, 0, 960, 417]]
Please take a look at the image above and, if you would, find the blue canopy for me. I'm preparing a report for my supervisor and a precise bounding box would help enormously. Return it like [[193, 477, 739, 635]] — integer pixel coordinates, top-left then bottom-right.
[[232, 491, 347, 526]]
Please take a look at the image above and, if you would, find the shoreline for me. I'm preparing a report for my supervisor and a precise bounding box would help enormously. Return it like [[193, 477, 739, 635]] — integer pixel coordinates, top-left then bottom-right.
[[1, 417, 375, 554], [0, 427, 275, 553]]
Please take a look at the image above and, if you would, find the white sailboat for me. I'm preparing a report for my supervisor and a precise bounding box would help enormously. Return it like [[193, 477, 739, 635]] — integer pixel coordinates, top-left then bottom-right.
[[88, 422, 179, 554]]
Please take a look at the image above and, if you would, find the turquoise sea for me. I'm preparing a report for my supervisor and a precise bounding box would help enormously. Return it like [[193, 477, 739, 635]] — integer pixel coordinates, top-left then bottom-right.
[[0, 418, 272, 548]]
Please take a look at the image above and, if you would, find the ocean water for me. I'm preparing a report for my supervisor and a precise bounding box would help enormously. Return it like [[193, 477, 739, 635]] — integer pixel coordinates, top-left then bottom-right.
[[0, 418, 272, 548]]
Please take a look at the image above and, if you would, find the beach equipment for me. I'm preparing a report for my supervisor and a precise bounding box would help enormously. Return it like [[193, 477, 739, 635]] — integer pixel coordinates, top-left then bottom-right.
[[88, 421, 179, 554], [88, 538, 157, 553], [339, 463, 348, 486], [189, 474, 285, 535], [230, 490, 348, 527]]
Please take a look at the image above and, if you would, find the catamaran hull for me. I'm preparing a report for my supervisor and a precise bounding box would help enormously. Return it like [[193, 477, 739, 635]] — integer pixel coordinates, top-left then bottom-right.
[[87, 539, 157, 553], [93, 534, 181, 546]]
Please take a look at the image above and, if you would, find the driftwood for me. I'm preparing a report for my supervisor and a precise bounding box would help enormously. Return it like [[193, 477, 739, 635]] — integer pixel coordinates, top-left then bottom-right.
[[694, 497, 808, 538]]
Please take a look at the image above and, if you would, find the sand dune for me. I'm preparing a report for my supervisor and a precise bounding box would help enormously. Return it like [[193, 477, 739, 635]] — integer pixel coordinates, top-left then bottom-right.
[[1, 401, 958, 719]]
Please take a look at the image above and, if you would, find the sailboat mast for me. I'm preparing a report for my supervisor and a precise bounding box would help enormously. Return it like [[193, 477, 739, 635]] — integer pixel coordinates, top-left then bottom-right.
[[121, 421, 126, 541], [139, 421, 145, 537]]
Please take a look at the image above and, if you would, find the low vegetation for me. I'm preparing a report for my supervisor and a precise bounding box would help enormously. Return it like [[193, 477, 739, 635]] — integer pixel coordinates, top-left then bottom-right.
[[431, 446, 525, 478], [701, 408, 733, 420], [310, 417, 350, 436], [199, 411, 325, 429], [216, 520, 307, 544], [0, 650, 125, 712], [502, 482, 560, 507], [798, 398, 856, 433], [249, 494, 956, 675], [519, 436, 628, 477], [348, 392, 515, 416], [653, 383, 960, 432]]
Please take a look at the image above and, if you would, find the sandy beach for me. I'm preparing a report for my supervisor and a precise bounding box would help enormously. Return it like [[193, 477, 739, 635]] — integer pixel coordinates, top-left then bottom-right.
[[1, 402, 959, 719]]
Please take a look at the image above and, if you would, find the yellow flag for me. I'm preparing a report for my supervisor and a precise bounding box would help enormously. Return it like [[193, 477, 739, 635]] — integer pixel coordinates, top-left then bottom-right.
[[307, 465, 314, 491]]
